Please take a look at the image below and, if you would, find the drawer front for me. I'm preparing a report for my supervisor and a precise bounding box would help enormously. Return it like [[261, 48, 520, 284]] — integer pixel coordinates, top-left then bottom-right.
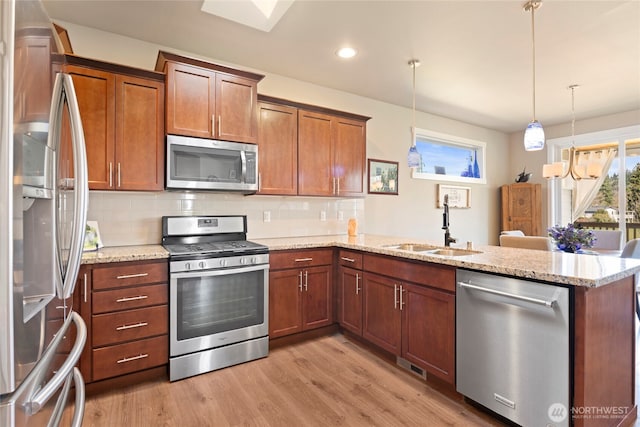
[[270, 249, 333, 270], [363, 254, 455, 292], [93, 283, 168, 314], [338, 250, 363, 269], [93, 260, 167, 290], [92, 305, 168, 347], [92, 335, 168, 381]]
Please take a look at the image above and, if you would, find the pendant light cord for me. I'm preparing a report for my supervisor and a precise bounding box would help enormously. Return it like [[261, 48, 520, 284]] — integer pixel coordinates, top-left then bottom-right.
[[412, 60, 416, 146], [530, 3, 537, 122]]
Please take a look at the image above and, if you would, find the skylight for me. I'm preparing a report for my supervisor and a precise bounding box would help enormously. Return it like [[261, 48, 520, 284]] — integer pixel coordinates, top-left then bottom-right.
[[200, 0, 295, 32]]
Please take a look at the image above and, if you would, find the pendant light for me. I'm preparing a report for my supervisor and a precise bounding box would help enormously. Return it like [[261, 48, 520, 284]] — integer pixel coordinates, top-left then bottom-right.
[[523, 0, 545, 151], [407, 59, 421, 168], [542, 85, 601, 180]]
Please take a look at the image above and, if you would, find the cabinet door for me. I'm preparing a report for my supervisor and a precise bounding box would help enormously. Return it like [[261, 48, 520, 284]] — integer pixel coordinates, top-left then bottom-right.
[[14, 35, 52, 122], [302, 265, 333, 330], [298, 110, 334, 196], [269, 269, 303, 338], [501, 183, 541, 236], [401, 283, 455, 384], [334, 117, 366, 196], [362, 272, 401, 355], [257, 101, 298, 195], [216, 73, 258, 143], [339, 266, 362, 335], [165, 62, 215, 138], [115, 75, 165, 190], [66, 66, 116, 190]]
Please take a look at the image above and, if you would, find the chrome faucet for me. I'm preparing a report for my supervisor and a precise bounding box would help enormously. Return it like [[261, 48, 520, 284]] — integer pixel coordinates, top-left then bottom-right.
[[442, 194, 457, 247]]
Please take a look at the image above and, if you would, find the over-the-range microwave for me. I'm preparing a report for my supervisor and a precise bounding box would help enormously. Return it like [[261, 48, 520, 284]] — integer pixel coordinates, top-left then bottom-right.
[[166, 134, 258, 193]]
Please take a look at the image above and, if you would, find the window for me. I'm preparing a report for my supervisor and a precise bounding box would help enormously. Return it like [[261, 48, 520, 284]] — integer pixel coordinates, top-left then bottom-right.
[[411, 128, 486, 184], [547, 125, 640, 241]]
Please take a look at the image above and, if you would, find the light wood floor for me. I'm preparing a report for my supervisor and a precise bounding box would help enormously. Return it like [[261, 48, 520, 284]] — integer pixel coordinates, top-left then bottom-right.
[[79, 334, 506, 427]]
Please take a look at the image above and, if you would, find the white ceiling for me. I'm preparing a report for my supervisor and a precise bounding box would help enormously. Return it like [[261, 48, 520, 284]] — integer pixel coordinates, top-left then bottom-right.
[[42, 0, 640, 134]]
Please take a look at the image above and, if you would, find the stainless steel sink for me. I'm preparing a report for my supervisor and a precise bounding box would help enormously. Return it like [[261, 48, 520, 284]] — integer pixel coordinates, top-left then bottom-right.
[[382, 243, 482, 256], [429, 248, 482, 256], [383, 243, 439, 252]]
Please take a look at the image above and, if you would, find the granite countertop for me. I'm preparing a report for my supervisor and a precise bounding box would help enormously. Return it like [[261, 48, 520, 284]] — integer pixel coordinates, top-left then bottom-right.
[[81, 244, 168, 265], [80, 235, 640, 288], [253, 234, 640, 288]]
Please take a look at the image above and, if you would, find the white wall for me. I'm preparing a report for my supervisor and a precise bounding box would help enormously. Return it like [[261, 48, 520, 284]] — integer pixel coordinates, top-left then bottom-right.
[[60, 21, 512, 246]]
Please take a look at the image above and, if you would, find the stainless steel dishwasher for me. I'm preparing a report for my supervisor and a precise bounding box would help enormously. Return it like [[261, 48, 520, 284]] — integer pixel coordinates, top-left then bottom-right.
[[456, 269, 570, 427]]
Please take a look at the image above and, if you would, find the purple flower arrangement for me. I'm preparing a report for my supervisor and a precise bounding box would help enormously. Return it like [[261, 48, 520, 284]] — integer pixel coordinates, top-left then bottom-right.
[[547, 223, 596, 253]]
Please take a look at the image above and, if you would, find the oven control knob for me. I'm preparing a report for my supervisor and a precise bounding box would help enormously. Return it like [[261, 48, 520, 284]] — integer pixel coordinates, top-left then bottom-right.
[[185, 262, 191, 271], [220, 259, 227, 267], [251, 257, 257, 264], [239, 257, 247, 265], [199, 261, 206, 269]]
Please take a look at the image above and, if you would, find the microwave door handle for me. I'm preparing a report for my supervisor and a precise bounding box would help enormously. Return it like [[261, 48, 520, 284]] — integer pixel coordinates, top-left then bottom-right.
[[57, 74, 89, 300], [240, 150, 247, 183]]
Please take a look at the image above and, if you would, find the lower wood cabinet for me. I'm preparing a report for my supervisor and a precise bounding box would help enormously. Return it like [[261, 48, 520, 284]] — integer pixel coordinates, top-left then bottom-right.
[[269, 249, 333, 338], [359, 253, 456, 384], [338, 250, 364, 335], [78, 259, 168, 383]]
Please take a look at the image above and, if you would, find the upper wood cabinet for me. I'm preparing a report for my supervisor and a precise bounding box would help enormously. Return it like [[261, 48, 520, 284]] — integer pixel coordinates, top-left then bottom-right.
[[298, 110, 367, 197], [156, 51, 264, 143], [257, 101, 298, 195], [501, 183, 542, 236], [257, 95, 369, 197], [63, 57, 165, 191], [14, 29, 53, 123]]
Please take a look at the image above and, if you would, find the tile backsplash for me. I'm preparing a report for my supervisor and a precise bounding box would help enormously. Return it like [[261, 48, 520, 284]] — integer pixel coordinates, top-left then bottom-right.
[[88, 191, 365, 247]]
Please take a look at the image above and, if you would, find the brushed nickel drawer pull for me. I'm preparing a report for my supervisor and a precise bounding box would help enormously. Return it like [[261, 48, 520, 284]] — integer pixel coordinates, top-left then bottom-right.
[[116, 353, 149, 364], [116, 322, 148, 331], [341, 256, 355, 263], [294, 258, 313, 262], [116, 272, 149, 280], [116, 295, 148, 303]]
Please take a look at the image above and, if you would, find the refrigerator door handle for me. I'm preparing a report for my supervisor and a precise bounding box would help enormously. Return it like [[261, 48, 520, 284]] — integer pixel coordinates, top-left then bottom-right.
[[50, 73, 89, 300], [70, 367, 86, 427], [46, 367, 85, 427], [23, 312, 87, 415]]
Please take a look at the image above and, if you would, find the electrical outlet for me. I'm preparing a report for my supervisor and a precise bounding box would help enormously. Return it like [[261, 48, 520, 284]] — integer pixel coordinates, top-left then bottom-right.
[[338, 211, 344, 221], [320, 210, 327, 221], [263, 211, 271, 222]]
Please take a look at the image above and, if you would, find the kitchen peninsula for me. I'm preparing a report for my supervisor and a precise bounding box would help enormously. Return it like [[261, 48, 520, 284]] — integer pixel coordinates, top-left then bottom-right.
[[81, 235, 640, 427], [256, 234, 640, 427]]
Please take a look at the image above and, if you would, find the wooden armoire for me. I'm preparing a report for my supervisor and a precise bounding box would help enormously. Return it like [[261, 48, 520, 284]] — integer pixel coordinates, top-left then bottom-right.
[[500, 183, 542, 236]]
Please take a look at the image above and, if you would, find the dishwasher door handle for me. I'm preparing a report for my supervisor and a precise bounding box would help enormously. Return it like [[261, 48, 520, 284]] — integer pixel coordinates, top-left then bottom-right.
[[458, 281, 556, 308]]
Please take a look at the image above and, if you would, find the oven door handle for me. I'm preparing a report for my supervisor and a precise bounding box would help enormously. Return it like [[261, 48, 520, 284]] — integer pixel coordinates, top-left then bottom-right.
[[170, 263, 268, 279]]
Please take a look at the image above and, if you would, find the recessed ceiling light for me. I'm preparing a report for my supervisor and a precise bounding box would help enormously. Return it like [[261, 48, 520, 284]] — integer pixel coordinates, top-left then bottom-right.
[[336, 47, 358, 59]]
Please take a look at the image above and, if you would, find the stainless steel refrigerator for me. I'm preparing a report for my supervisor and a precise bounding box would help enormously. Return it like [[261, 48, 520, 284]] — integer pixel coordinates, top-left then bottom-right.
[[0, 0, 89, 425]]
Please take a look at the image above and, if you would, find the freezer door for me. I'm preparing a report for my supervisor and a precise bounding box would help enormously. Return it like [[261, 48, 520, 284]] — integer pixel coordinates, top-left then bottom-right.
[[0, 312, 86, 427]]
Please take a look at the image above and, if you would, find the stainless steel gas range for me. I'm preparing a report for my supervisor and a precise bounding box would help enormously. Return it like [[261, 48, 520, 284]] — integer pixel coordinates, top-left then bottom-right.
[[162, 215, 269, 382]]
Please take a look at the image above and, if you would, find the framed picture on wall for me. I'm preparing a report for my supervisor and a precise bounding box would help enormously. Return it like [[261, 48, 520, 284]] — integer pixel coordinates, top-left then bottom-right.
[[368, 159, 398, 195], [437, 184, 471, 208]]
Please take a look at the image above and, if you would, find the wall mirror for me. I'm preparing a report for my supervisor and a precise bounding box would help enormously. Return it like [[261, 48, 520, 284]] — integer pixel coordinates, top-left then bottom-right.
[[411, 128, 486, 184]]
